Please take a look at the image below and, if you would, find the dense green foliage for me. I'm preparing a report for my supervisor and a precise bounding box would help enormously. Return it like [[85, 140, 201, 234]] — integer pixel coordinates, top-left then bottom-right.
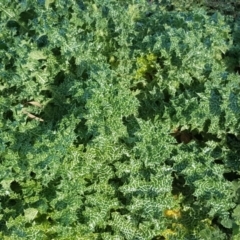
[[1, 0, 240, 239]]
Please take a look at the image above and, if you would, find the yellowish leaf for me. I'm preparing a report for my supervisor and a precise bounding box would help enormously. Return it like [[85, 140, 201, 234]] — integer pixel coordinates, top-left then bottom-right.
[[24, 208, 38, 221], [29, 50, 46, 60], [45, 0, 55, 9]]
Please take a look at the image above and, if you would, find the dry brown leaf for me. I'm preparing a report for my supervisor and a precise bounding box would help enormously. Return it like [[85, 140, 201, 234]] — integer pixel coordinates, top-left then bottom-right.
[[22, 109, 44, 122], [28, 101, 42, 108]]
